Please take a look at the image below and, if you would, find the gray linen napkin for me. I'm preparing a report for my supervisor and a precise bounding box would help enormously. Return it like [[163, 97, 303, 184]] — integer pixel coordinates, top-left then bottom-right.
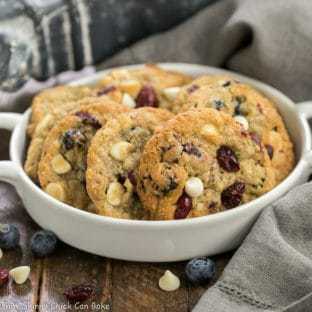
[[1, 0, 312, 311]]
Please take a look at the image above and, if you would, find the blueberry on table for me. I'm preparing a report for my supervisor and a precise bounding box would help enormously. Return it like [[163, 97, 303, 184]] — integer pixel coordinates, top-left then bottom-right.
[[185, 257, 216, 285], [30, 230, 58, 257], [0, 224, 20, 250]]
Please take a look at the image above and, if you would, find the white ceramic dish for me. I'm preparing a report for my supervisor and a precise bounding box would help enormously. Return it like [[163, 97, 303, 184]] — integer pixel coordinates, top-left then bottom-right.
[[0, 63, 312, 262]]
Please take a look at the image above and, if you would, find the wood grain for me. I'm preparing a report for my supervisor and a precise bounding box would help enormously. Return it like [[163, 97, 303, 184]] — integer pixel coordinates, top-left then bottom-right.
[[38, 246, 112, 311], [0, 183, 42, 312], [112, 261, 188, 312], [0, 182, 232, 312]]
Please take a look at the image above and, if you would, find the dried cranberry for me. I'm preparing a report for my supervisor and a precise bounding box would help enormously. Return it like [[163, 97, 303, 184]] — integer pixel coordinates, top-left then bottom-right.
[[221, 181, 245, 209], [182, 143, 202, 157], [265, 145, 274, 159], [97, 85, 116, 96], [128, 171, 137, 186], [250, 132, 261, 146], [64, 284, 94, 303], [175, 192, 192, 219], [0, 268, 9, 286], [186, 84, 199, 94], [75, 112, 101, 129], [62, 129, 86, 150], [217, 145, 240, 172], [135, 85, 158, 108]]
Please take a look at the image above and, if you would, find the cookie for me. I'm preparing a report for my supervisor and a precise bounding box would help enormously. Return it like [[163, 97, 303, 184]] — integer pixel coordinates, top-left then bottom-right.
[[86, 107, 173, 219], [38, 101, 130, 210], [28, 85, 97, 138], [172, 75, 294, 182], [24, 96, 119, 181], [96, 64, 192, 111], [137, 108, 276, 220]]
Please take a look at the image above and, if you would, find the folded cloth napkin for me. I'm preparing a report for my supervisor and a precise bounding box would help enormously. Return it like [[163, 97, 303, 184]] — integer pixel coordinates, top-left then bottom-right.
[[1, 0, 312, 311]]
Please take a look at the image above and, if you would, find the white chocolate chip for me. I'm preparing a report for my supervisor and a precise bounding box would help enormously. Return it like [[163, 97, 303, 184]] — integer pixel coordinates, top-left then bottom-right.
[[110, 141, 134, 161], [45, 183, 66, 201], [0, 248, 2, 260], [122, 93, 136, 108], [107, 182, 124, 206], [185, 177, 204, 198], [234, 115, 249, 130], [159, 270, 180, 292], [163, 87, 181, 101], [201, 124, 218, 137], [201, 124, 221, 144], [51, 154, 71, 174], [9, 266, 30, 284], [35, 114, 54, 134], [119, 80, 141, 97]]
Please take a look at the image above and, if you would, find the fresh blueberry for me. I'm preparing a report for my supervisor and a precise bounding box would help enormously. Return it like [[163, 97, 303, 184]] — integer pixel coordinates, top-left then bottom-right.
[[30, 230, 58, 257], [0, 224, 20, 250], [185, 257, 216, 285]]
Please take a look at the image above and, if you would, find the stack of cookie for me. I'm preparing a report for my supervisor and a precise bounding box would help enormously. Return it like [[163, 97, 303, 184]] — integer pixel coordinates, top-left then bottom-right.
[[25, 64, 294, 220]]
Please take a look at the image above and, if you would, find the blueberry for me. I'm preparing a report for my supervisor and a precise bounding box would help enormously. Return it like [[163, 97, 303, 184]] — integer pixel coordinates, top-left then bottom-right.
[[0, 224, 20, 250], [31, 230, 58, 257], [185, 257, 216, 285]]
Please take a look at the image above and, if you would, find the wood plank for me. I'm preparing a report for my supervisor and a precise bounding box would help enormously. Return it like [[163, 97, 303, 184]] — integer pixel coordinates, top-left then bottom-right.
[[187, 252, 233, 310], [0, 182, 42, 312], [38, 246, 112, 312], [111, 261, 188, 312]]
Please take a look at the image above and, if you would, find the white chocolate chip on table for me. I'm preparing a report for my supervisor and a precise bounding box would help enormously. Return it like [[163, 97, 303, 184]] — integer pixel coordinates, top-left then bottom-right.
[[159, 270, 180, 292], [9, 266, 31, 284]]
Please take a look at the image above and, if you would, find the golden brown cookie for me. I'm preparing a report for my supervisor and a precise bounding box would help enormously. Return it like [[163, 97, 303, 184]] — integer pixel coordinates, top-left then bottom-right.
[[86, 107, 173, 219], [172, 75, 294, 182], [24, 96, 118, 181], [137, 109, 276, 220], [38, 101, 129, 210], [96, 64, 192, 111], [28, 85, 97, 138]]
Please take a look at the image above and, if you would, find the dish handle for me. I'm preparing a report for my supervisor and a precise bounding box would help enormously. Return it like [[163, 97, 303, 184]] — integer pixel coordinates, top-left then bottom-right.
[[0, 113, 23, 186], [296, 101, 312, 169], [296, 101, 312, 119]]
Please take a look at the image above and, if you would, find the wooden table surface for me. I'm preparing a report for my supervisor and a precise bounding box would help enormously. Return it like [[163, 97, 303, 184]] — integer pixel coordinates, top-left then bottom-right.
[[0, 130, 232, 312]]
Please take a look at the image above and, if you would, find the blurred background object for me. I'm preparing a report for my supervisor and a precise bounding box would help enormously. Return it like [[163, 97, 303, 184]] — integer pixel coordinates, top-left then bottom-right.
[[0, 0, 216, 92]]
